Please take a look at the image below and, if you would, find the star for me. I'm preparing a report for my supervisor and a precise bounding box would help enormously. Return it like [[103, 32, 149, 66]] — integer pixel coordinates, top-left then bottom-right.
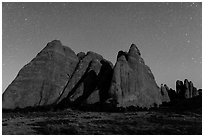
[[186, 40, 191, 43], [191, 57, 197, 63]]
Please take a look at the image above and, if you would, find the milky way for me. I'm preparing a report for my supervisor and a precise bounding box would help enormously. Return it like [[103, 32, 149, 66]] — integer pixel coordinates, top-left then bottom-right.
[[2, 2, 202, 91]]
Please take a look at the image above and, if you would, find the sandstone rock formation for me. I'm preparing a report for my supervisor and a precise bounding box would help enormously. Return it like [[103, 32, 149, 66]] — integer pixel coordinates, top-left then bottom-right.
[[3, 40, 178, 111], [162, 79, 200, 103], [176, 79, 199, 99], [107, 44, 163, 108], [2, 40, 79, 109]]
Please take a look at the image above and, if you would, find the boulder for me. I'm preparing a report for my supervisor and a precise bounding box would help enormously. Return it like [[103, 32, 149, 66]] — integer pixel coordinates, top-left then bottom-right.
[[2, 40, 79, 109], [107, 44, 162, 108]]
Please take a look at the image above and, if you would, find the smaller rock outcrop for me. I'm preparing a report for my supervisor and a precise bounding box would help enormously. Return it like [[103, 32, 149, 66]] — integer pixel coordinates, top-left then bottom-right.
[[163, 79, 200, 103], [176, 79, 199, 99], [160, 84, 170, 103]]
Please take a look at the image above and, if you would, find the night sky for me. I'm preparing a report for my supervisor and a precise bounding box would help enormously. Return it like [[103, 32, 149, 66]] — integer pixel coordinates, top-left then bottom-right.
[[2, 2, 202, 92]]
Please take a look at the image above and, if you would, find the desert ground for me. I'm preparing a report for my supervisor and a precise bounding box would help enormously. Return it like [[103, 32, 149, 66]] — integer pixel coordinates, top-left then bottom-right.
[[2, 107, 201, 135]]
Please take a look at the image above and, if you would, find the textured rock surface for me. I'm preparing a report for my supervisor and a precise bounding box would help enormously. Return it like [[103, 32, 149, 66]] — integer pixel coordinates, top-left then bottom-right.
[[160, 84, 170, 103], [107, 44, 162, 108], [2, 40, 79, 109]]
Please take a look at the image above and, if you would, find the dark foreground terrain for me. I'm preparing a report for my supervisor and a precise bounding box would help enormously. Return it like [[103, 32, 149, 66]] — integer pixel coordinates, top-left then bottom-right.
[[2, 107, 202, 135]]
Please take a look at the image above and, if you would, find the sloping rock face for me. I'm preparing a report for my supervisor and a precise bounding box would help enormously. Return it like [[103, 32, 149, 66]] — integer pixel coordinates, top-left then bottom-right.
[[2, 40, 79, 109], [107, 44, 162, 108]]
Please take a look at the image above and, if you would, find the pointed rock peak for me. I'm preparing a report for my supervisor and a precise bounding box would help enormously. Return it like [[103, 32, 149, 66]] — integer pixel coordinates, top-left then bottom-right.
[[77, 52, 86, 60], [117, 51, 128, 59], [176, 80, 183, 86], [117, 51, 128, 61], [43, 40, 63, 51], [184, 79, 189, 83], [48, 40, 62, 46], [128, 43, 141, 56]]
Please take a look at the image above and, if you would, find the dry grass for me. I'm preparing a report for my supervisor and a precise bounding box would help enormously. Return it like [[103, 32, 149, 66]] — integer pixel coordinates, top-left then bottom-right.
[[2, 108, 202, 135]]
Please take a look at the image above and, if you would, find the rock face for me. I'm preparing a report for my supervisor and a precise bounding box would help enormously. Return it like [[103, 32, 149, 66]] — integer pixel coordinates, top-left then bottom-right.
[[107, 44, 162, 108], [2, 40, 79, 109], [160, 84, 170, 103]]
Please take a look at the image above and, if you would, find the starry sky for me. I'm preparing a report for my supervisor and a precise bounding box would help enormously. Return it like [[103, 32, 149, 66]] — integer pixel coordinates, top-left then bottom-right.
[[2, 2, 202, 92]]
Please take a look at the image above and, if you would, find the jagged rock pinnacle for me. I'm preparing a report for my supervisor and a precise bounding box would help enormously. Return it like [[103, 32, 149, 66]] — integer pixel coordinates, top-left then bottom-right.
[[128, 43, 141, 56]]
